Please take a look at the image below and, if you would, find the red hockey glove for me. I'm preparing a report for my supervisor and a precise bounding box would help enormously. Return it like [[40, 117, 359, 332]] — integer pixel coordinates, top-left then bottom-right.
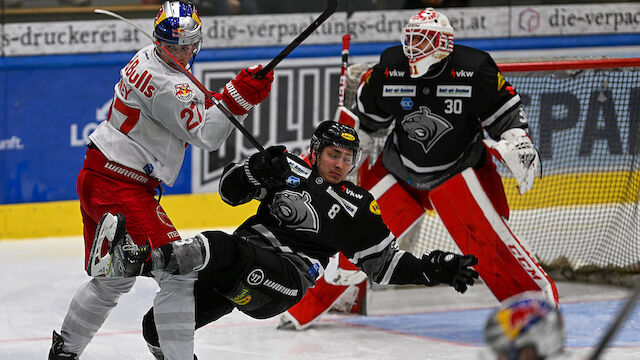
[[222, 65, 274, 115], [421, 250, 479, 294]]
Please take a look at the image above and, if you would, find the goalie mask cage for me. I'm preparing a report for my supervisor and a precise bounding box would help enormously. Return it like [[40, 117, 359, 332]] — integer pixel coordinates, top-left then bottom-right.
[[359, 57, 640, 286]]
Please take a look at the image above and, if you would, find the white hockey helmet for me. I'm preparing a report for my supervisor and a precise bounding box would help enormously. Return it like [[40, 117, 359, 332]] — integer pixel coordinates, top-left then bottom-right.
[[401, 8, 454, 78], [153, 1, 203, 67], [484, 291, 564, 360]]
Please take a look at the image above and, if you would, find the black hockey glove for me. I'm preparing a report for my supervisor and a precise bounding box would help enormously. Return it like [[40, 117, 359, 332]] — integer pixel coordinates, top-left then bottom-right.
[[244, 145, 290, 189], [421, 250, 479, 294]]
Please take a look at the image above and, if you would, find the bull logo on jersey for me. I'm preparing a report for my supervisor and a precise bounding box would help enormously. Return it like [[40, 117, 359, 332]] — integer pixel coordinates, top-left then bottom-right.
[[174, 83, 195, 102], [401, 106, 453, 154], [269, 190, 319, 233]]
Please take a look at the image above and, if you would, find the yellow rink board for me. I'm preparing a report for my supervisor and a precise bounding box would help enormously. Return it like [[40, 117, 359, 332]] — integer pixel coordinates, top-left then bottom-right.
[[1, 171, 638, 239], [0, 193, 258, 240]]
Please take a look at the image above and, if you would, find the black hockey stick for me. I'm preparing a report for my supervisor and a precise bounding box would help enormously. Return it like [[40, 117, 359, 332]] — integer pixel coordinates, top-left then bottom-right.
[[588, 278, 640, 360], [253, 0, 338, 79]]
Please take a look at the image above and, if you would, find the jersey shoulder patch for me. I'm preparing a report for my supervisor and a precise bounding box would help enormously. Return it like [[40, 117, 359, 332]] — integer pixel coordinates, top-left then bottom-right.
[[286, 154, 312, 179]]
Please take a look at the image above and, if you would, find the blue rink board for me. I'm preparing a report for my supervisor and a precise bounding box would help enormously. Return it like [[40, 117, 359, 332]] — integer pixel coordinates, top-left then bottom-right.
[[336, 299, 640, 348]]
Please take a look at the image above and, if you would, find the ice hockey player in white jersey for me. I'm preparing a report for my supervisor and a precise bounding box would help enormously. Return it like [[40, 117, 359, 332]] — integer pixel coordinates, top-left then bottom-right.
[[88, 120, 479, 359], [48, 2, 274, 360]]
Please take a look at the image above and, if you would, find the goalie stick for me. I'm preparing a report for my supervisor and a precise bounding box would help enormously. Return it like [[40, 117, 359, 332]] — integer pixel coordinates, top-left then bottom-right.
[[588, 278, 640, 360], [333, 15, 359, 128], [95, 0, 337, 156]]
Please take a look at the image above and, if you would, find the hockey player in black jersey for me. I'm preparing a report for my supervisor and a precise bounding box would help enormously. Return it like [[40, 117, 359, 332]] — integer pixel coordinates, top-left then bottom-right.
[[90, 120, 478, 359], [280, 8, 559, 331], [351, 7, 558, 305]]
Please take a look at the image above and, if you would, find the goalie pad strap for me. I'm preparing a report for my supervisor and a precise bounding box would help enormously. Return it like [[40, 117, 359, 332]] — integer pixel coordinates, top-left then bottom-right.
[[429, 168, 558, 306]]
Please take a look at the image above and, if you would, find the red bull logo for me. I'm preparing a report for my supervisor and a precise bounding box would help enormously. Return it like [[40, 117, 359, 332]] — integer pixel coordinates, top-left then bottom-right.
[[495, 298, 550, 340], [174, 83, 195, 102], [172, 28, 184, 38]]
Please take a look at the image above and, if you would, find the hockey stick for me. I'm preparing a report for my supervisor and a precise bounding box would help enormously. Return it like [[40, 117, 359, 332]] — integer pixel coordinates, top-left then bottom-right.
[[588, 278, 640, 360], [94, 8, 269, 155], [253, 0, 338, 79], [337, 34, 351, 108]]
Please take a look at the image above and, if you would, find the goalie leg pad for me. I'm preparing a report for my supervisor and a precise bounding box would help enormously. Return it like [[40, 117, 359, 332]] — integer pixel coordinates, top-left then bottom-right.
[[429, 168, 558, 306], [359, 157, 426, 239]]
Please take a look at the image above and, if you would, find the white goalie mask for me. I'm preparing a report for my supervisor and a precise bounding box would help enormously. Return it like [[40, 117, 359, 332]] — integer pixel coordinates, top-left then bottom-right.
[[401, 8, 454, 78]]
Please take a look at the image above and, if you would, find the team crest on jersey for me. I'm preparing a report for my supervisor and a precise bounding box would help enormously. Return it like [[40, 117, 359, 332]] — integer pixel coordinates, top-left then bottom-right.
[[369, 200, 381, 215], [269, 190, 320, 233], [174, 83, 195, 102], [401, 106, 453, 154]]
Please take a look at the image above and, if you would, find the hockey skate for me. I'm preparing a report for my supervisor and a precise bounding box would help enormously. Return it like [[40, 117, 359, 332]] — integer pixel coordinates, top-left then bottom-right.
[[86, 213, 151, 278], [48, 330, 78, 360]]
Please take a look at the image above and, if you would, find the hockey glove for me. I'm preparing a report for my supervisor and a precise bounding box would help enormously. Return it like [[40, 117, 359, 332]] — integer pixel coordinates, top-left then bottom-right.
[[222, 65, 274, 115], [421, 250, 479, 294], [244, 145, 290, 189], [485, 128, 539, 195]]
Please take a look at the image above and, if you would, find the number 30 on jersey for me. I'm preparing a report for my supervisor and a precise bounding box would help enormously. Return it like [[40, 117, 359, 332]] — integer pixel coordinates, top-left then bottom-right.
[[444, 99, 462, 114]]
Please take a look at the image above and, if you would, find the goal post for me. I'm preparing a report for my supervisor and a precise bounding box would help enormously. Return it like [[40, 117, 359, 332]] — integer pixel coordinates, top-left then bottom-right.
[[355, 57, 640, 287]]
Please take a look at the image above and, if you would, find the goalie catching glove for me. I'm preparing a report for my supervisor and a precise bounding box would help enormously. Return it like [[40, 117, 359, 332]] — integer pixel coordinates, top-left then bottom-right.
[[485, 128, 539, 195], [244, 145, 290, 189], [421, 250, 479, 294], [222, 64, 274, 115]]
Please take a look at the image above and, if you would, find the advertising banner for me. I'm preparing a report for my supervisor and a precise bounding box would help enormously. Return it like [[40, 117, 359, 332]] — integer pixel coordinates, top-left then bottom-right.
[[0, 64, 191, 204], [1, 3, 639, 56], [190, 56, 640, 192]]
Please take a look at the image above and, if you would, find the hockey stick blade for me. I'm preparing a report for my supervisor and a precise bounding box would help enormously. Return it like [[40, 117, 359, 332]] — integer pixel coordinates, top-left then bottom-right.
[[588, 278, 640, 360], [253, 0, 338, 79], [93, 9, 268, 156]]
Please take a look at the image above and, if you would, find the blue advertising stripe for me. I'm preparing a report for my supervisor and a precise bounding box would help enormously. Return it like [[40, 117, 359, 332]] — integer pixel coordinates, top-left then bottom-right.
[[1, 33, 639, 70]]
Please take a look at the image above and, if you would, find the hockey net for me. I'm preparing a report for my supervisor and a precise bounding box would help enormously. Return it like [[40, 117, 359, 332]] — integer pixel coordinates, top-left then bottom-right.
[[348, 58, 640, 286]]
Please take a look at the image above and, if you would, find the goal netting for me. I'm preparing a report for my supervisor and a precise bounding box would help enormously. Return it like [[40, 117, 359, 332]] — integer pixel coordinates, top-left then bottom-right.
[[350, 58, 640, 286]]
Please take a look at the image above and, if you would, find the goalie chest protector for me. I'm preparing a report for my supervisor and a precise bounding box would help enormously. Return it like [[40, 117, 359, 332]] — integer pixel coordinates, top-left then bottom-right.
[[358, 45, 522, 188]]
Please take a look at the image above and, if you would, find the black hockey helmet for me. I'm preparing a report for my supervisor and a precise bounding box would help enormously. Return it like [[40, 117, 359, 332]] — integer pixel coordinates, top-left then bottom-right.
[[310, 120, 360, 169]]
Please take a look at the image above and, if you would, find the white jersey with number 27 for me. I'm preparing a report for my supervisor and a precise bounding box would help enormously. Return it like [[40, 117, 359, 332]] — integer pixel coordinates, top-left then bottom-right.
[[90, 44, 245, 185]]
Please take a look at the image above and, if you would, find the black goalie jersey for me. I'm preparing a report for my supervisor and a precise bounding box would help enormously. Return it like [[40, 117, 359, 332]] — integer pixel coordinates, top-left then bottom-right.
[[219, 153, 427, 286], [356, 45, 527, 190]]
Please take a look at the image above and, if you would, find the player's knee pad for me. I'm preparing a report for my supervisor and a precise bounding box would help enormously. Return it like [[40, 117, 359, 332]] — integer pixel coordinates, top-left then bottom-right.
[[153, 233, 212, 275]]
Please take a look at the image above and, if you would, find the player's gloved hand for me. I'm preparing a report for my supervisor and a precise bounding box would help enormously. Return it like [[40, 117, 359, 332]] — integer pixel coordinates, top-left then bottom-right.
[[244, 145, 290, 189], [485, 128, 539, 195], [222, 65, 274, 115], [421, 250, 479, 294]]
